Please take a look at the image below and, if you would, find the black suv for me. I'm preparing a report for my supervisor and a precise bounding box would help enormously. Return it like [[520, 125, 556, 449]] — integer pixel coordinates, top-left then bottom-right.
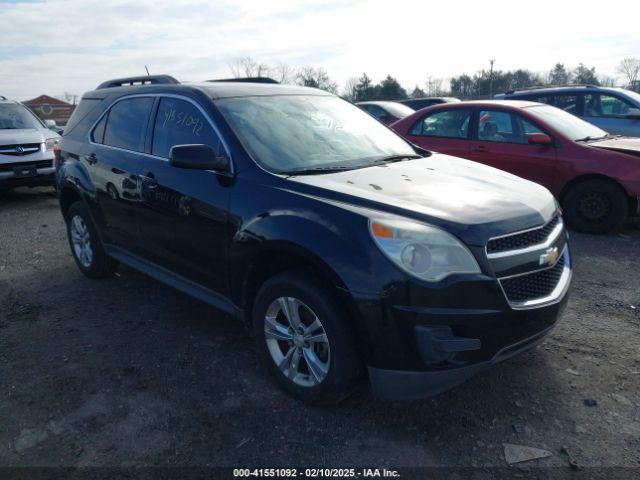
[[56, 75, 572, 403]]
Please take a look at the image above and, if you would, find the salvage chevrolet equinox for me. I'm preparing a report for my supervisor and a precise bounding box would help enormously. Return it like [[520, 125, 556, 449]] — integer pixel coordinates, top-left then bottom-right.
[[55, 75, 572, 403]]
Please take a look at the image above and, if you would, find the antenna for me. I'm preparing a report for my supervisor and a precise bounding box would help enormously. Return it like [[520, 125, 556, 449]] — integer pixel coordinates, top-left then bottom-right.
[[145, 65, 150, 76]]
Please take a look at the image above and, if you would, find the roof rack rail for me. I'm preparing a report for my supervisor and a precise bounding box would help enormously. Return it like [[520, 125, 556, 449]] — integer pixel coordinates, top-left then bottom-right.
[[96, 75, 180, 90], [207, 77, 279, 84], [506, 84, 600, 94]]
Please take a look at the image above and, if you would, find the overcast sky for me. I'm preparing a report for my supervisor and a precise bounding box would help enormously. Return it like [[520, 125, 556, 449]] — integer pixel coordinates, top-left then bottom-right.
[[1, 0, 639, 101]]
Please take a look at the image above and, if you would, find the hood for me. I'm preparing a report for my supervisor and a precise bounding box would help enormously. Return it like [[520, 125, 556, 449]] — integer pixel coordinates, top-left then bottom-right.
[[0, 128, 56, 146], [590, 137, 640, 158], [286, 154, 557, 246]]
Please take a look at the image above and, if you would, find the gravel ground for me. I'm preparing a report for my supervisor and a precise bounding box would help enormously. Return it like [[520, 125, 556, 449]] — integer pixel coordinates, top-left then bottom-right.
[[1, 187, 639, 475]]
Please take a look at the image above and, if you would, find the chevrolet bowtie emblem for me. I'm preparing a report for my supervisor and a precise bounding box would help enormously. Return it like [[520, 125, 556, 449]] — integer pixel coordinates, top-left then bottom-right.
[[539, 246, 559, 267]]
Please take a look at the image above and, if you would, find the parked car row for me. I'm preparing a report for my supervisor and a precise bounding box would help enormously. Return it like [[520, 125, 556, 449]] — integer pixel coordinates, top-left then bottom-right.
[[54, 75, 573, 403], [390, 100, 640, 233], [495, 85, 640, 137]]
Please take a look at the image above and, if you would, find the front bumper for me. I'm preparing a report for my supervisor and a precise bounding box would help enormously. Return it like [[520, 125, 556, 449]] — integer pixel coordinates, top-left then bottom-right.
[[0, 156, 55, 190], [369, 320, 560, 401], [351, 244, 571, 400]]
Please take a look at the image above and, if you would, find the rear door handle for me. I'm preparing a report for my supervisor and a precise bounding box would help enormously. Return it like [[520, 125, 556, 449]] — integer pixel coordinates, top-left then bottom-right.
[[84, 153, 98, 165], [471, 146, 488, 153]]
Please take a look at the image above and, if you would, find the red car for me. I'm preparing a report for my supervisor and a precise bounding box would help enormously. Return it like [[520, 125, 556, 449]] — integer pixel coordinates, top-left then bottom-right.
[[391, 100, 640, 233]]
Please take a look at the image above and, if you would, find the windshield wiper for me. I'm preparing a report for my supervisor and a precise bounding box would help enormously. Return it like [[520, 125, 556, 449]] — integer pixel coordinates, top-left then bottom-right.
[[280, 165, 352, 176], [575, 134, 610, 143], [372, 154, 423, 164]]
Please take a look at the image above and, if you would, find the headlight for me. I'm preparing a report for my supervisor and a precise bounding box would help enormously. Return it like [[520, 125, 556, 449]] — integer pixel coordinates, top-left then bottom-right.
[[45, 138, 58, 151], [369, 216, 481, 282]]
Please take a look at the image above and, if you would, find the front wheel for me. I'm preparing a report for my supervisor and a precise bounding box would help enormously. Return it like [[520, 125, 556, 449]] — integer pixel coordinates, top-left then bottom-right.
[[252, 271, 362, 404], [562, 180, 628, 234]]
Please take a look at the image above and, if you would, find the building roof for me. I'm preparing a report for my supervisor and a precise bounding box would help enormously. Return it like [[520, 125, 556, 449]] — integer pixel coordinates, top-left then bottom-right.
[[23, 95, 72, 106]]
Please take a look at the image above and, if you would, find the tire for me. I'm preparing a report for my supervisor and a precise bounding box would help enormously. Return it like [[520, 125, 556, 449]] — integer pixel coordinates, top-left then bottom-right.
[[66, 201, 118, 278], [252, 271, 362, 404], [562, 179, 628, 234]]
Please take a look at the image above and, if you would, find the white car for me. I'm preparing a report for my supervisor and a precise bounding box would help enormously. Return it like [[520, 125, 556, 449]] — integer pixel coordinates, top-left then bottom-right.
[[0, 96, 60, 192]]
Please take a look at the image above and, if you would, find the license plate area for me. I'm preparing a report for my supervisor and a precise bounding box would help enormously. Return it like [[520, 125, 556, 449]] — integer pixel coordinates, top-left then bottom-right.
[[13, 166, 37, 178]]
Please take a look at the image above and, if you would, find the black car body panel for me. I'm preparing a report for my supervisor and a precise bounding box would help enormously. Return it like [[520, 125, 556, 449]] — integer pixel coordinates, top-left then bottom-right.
[[56, 80, 571, 399]]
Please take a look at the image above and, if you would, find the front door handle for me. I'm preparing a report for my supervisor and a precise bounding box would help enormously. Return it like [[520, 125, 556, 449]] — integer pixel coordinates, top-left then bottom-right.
[[471, 145, 488, 153], [84, 153, 98, 165], [142, 171, 158, 189]]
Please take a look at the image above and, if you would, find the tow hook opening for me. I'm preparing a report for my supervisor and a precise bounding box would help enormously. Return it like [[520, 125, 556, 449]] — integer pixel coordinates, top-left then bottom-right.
[[415, 325, 481, 365]]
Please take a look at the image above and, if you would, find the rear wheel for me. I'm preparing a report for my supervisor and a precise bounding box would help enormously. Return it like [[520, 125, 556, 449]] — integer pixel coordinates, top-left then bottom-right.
[[562, 179, 628, 234], [66, 201, 118, 278], [252, 271, 361, 404]]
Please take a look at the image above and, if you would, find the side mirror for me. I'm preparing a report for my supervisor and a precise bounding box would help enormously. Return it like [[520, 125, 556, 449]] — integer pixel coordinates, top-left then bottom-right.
[[626, 107, 640, 119], [528, 133, 552, 145], [169, 144, 230, 172]]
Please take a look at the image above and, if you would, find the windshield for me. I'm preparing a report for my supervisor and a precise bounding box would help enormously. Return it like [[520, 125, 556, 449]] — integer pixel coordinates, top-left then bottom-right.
[[381, 102, 415, 117], [525, 104, 607, 140], [215, 95, 417, 173], [621, 89, 640, 104], [0, 104, 44, 130]]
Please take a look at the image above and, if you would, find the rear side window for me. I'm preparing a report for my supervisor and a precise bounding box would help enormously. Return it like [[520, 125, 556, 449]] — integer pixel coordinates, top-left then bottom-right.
[[103, 97, 154, 152], [151, 97, 221, 158], [63, 98, 102, 135], [410, 109, 471, 138], [91, 114, 107, 143]]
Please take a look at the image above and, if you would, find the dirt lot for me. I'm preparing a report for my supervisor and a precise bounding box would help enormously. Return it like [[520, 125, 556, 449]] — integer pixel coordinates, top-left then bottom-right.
[[1, 187, 639, 475]]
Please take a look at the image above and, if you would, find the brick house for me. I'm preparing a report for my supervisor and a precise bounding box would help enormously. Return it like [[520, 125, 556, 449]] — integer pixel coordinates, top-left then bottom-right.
[[23, 95, 76, 126]]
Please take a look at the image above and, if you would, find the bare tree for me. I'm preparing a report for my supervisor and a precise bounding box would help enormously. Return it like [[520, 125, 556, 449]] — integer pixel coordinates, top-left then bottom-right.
[[342, 77, 359, 101], [617, 57, 640, 89], [228, 57, 270, 78], [272, 63, 294, 84], [296, 67, 338, 94], [425, 77, 444, 96]]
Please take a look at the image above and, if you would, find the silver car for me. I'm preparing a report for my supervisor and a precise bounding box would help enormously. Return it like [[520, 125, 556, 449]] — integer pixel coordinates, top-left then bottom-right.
[[0, 96, 59, 192], [496, 86, 640, 137]]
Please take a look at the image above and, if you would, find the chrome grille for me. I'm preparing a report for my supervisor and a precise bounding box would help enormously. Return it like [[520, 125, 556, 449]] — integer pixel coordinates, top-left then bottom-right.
[[0, 143, 42, 156], [486, 212, 571, 309], [500, 254, 566, 303], [487, 215, 559, 254]]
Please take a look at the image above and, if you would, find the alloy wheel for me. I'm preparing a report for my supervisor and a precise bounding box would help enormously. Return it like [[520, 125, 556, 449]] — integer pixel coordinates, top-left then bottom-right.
[[70, 214, 93, 268], [264, 297, 330, 387]]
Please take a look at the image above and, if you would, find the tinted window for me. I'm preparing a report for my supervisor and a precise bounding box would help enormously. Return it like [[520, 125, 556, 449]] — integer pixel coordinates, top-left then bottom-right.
[[584, 94, 634, 117], [63, 98, 102, 135], [362, 104, 386, 119], [103, 97, 153, 152], [478, 110, 542, 144], [552, 94, 579, 115], [410, 109, 471, 138], [152, 97, 221, 158], [92, 114, 107, 143]]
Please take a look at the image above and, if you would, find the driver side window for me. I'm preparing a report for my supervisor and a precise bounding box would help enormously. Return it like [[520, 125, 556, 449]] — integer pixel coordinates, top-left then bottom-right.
[[152, 97, 222, 159]]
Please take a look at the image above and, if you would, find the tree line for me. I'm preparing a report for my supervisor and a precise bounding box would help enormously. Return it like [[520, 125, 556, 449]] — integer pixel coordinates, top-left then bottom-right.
[[229, 57, 640, 102]]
